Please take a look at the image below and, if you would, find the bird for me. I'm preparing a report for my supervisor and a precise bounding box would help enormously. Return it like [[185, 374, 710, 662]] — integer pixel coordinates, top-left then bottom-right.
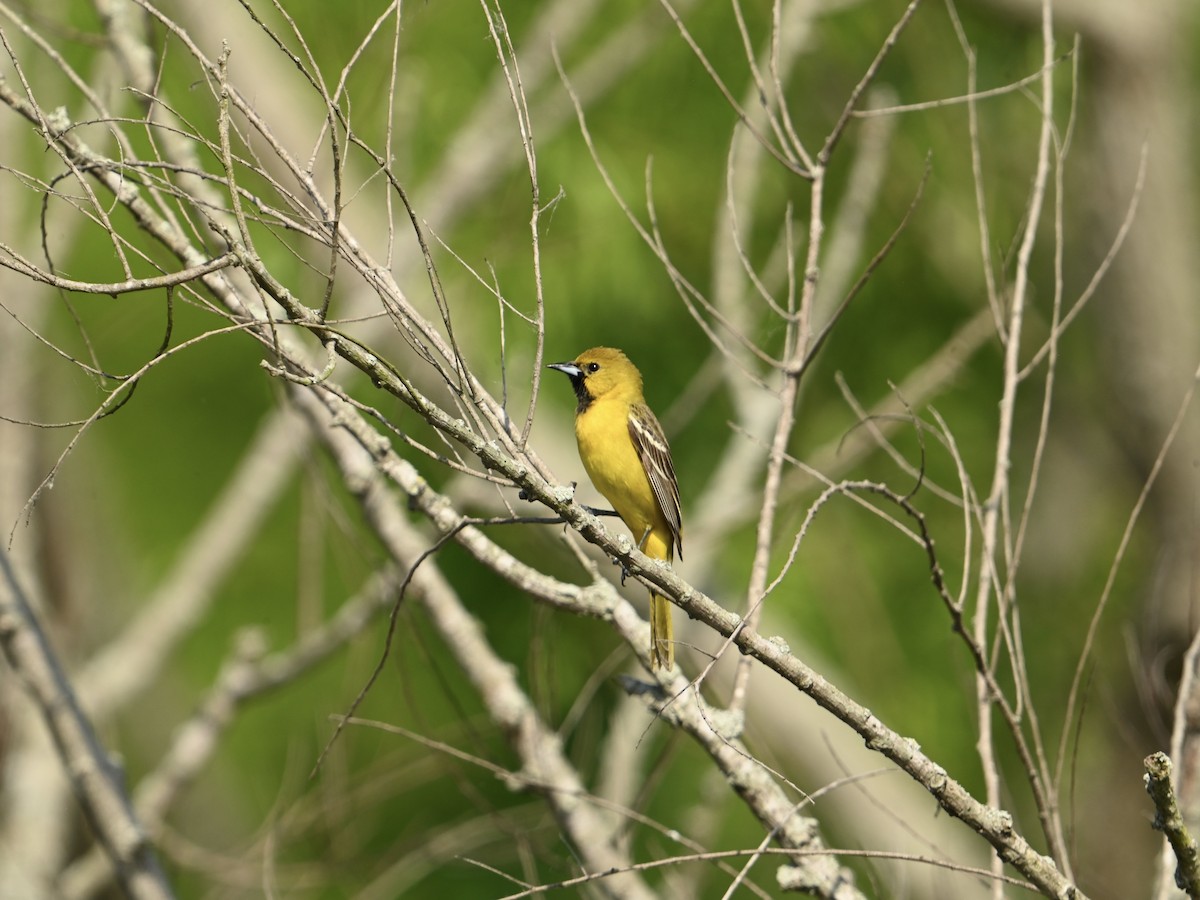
[[548, 347, 682, 671]]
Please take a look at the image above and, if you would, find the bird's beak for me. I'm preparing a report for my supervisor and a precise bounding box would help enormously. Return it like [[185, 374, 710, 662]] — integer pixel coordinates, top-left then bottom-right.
[[547, 361, 583, 379]]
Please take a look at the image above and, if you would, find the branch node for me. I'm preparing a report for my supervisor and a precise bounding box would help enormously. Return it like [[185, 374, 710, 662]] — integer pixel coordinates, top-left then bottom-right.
[[260, 340, 337, 385], [766, 633, 791, 656]]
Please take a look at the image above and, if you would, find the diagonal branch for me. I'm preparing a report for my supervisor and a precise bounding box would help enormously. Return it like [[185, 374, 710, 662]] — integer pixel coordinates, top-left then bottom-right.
[[0, 547, 173, 900]]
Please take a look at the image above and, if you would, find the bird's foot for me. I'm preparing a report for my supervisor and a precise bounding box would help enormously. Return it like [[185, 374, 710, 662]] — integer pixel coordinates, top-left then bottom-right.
[[617, 559, 631, 585]]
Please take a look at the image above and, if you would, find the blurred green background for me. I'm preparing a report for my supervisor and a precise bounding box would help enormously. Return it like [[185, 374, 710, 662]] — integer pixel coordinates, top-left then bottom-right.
[[1, 0, 1198, 897]]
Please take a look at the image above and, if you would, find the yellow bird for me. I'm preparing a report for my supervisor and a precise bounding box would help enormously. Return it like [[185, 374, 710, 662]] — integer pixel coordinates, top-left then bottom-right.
[[549, 347, 683, 671]]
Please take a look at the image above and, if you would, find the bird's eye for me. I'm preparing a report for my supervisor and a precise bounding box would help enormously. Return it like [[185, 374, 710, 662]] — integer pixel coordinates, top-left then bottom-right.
[[586, 362, 600, 373]]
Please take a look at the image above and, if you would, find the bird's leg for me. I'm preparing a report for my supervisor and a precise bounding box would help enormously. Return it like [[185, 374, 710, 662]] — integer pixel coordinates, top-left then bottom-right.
[[619, 526, 653, 586], [584, 505, 622, 518], [636, 526, 652, 551]]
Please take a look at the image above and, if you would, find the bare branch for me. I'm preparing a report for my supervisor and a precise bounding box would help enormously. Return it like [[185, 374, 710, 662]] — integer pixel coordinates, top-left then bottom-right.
[[0, 547, 173, 900]]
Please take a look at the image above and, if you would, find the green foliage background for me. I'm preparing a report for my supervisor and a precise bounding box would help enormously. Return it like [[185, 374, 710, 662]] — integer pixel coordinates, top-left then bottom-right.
[[2, 0, 1197, 897]]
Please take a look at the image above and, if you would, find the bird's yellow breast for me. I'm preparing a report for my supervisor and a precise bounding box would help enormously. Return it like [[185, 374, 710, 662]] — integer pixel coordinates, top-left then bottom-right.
[[575, 397, 664, 541]]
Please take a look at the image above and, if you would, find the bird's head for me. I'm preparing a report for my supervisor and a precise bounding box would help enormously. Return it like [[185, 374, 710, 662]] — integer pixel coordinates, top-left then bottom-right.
[[548, 346, 644, 411]]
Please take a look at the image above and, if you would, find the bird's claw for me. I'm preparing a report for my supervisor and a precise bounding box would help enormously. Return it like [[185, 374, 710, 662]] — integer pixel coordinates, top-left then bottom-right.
[[612, 556, 632, 585]]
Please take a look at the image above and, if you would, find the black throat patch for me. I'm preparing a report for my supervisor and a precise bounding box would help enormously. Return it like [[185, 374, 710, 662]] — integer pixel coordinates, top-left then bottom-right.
[[569, 375, 593, 414]]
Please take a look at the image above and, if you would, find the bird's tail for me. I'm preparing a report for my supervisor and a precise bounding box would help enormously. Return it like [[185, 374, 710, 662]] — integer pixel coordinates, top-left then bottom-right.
[[641, 530, 675, 671], [650, 592, 673, 671]]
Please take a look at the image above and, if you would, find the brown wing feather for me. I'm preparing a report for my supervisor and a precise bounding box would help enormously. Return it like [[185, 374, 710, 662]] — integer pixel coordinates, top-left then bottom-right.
[[628, 403, 683, 559]]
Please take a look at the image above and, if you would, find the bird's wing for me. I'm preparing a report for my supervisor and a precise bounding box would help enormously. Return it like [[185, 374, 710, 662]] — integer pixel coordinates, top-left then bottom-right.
[[628, 403, 683, 558]]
